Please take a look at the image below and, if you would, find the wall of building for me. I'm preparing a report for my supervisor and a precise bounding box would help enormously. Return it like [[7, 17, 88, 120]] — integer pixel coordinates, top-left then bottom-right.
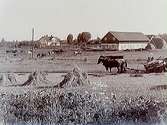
[[101, 43, 119, 50], [101, 32, 118, 44], [118, 42, 148, 50]]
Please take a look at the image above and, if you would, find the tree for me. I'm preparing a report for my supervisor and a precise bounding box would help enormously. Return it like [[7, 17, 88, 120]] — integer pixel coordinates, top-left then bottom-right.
[[159, 33, 167, 43], [97, 37, 101, 41], [77, 32, 91, 43], [1, 38, 5, 43], [77, 33, 82, 43], [96, 37, 101, 44], [67, 34, 73, 44], [82, 32, 91, 43]]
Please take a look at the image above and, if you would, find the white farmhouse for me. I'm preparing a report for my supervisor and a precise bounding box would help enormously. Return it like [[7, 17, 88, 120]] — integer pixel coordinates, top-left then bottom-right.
[[38, 35, 61, 48]]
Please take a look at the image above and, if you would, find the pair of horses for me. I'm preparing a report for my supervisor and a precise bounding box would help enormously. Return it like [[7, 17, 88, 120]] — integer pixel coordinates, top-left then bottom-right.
[[97, 56, 127, 73]]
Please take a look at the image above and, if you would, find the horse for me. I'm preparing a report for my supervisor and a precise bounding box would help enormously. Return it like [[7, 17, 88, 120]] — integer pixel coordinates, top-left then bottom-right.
[[163, 58, 167, 71], [97, 56, 127, 73], [37, 53, 41, 58], [36, 53, 47, 58], [119, 59, 128, 73], [51, 49, 64, 54], [74, 51, 82, 56], [28, 50, 32, 55]]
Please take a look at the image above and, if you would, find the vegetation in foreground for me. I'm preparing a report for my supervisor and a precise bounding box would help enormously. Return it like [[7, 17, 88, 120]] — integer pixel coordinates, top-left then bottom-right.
[[0, 86, 167, 125]]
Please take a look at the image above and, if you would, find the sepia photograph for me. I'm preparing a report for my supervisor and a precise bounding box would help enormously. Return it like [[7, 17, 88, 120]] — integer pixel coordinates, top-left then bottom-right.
[[0, 0, 167, 125]]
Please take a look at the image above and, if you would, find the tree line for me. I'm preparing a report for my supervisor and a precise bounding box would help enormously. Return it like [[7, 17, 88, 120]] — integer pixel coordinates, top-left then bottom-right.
[[67, 32, 92, 44]]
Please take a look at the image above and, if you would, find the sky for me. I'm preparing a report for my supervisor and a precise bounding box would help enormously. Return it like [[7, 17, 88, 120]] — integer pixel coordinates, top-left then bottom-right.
[[0, 0, 166, 41]]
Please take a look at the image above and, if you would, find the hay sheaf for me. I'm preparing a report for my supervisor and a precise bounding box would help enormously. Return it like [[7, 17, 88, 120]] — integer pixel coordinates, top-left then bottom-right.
[[0, 73, 17, 86], [55, 67, 90, 88], [20, 71, 51, 86]]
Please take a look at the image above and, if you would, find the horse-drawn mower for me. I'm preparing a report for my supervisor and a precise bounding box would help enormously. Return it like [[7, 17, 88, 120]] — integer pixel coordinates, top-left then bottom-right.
[[128, 58, 167, 74], [144, 59, 167, 73], [98, 55, 167, 74]]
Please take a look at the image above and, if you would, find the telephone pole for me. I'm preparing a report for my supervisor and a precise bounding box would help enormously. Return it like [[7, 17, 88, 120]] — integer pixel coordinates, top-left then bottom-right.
[[32, 28, 34, 59]]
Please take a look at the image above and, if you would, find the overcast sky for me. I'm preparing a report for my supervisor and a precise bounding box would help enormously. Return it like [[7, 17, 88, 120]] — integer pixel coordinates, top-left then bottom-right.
[[0, 0, 166, 41]]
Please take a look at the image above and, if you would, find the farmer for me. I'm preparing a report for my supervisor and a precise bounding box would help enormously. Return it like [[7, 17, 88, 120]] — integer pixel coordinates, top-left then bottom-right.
[[147, 53, 154, 62]]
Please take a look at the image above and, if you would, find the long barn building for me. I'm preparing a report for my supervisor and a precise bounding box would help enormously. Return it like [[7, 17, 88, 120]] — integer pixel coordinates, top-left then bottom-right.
[[101, 31, 149, 50]]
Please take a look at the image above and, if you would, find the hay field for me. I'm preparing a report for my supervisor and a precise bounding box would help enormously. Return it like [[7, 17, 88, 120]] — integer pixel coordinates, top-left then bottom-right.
[[0, 48, 167, 125]]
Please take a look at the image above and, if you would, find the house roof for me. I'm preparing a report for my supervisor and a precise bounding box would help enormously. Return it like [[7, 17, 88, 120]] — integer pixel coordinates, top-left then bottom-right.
[[109, 31, 150, 42], [38, 35, 60, 43]]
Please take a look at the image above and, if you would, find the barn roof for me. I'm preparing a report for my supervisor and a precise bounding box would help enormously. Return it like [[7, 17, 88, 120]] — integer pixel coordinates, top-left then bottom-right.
[[109, 31, 149, 42]]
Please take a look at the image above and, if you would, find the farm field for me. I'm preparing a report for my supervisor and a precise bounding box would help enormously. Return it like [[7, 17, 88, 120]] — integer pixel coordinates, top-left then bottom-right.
[[0, 48, 167, 73], [0, 47, 167, 125]]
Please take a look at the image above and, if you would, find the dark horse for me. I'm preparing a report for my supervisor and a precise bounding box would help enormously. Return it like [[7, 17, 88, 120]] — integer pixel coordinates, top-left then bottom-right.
[[97, 56, 127, 73], [163, 58, 167, 71]]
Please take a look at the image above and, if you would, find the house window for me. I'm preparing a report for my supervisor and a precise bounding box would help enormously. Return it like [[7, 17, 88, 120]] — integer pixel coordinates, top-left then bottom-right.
[[112, 45, 115, 49]]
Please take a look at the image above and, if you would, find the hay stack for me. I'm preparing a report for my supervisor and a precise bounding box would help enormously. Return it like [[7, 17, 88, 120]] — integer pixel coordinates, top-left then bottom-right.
[[21, 71, 51, 86], [0, 73, 17, 86], [145, 43, 156, 50], [55, 67, 90, 88]]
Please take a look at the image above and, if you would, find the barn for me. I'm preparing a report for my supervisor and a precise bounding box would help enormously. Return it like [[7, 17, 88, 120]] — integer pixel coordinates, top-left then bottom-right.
[[101, 31, 149, 50]]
